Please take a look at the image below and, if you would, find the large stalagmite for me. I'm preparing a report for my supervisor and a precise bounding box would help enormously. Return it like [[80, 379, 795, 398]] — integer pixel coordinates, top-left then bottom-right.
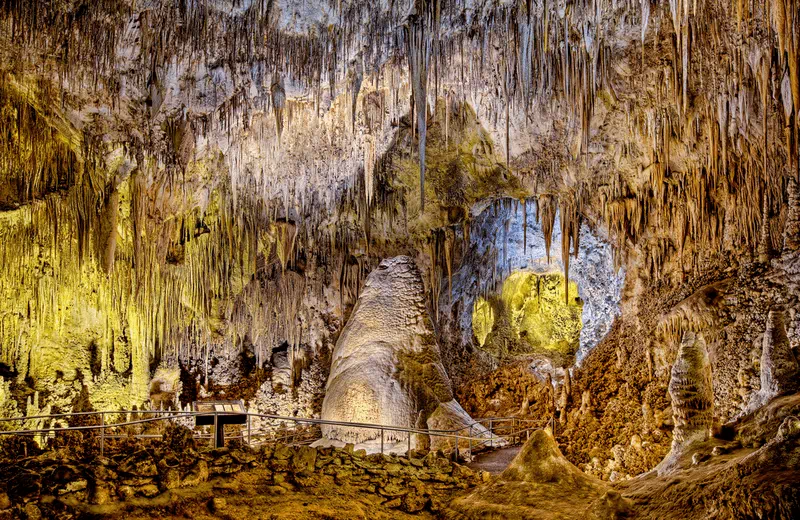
[[759, 309, 799, 399], [656, 331, 714, 474], [669, 331, 715, 446], [320, 256, 485, 449]]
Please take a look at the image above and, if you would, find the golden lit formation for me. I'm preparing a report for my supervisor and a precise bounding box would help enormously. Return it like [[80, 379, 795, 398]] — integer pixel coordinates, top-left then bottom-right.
[[473, 271, 583, 361]]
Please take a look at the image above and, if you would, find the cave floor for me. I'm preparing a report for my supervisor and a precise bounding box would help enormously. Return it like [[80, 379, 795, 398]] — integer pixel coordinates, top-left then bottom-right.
[[57, 471, 439, 520], [466, 446, 522, 475]]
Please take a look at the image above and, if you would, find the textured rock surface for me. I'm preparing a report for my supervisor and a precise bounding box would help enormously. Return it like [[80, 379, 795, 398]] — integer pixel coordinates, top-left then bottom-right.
[[619, 395, 800, 519], [446, 429, 632, 519], [0, 425, 484, 518], [449, 392, 800, 519]]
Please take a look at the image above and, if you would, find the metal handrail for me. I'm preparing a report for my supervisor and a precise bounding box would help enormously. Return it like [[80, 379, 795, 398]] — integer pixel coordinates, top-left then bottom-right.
[[0, 409, 509, 434], [0, 409, 552, 461]]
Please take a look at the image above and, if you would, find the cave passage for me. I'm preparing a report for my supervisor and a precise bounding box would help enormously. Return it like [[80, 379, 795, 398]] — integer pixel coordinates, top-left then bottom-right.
[[0, 0, 799, 518]]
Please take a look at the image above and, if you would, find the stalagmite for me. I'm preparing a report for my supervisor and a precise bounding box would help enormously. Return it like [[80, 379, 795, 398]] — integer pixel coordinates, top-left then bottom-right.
[[656, 331, 714, 474], [669, 331, 714, 446], [318, 256, 489, 450], [784, 177, 800, 252], [759, 309, 799, 399]]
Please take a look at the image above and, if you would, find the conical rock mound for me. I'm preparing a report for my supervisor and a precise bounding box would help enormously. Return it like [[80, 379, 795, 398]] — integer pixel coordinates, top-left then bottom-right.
[[501, 429, 598, 488], [446, 429, 632, 519]]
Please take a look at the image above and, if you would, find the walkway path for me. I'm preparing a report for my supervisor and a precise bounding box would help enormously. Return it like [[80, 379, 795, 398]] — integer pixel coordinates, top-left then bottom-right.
[[466, 446, 522, 474]]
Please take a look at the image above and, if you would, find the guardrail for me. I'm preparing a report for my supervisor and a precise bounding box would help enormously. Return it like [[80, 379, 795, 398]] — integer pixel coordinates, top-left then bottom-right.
[[0, 410, 553, 461]]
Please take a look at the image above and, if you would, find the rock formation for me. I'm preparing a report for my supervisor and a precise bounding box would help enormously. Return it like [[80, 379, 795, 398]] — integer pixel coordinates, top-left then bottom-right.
[[759, 309, 799, 400], [446, 429, 633, 519], [669, 332, 714, 446], [1, 0, 800, 516], [320, 256, 486, 449], [784, 178, 800, 253], [655, 331, 714, 474]]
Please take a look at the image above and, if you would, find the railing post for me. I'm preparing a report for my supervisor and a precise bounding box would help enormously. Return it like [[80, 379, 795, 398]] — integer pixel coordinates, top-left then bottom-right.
[[514, 418, 518, 444], [468, 424, 472, 461], [100, 412, 105, 458], [380, 429, 384, 455], [407, 431, 411, 455], [489, 419, 493, 448], [454, 434, 459, 461], [213, 412, 218, 449], [247, 414, 251, 448]]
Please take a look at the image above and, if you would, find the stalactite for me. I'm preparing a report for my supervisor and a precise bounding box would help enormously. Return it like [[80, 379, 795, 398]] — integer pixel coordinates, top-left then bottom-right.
[[539, 194, 557, 263], [271, 77, 286, 141], [758, 190, 773, 262], [406, 7, 431, 213], [522, 198, 528, 254]]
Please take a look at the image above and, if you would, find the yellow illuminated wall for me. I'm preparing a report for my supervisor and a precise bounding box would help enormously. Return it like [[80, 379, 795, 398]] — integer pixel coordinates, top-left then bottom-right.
[[472, 271, 583, 359]]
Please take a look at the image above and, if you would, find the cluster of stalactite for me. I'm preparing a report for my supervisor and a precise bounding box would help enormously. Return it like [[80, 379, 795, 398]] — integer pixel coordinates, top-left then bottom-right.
[[0, 1, 696, 211], [0, 78, 92, 210], [0, 157, 338, 402], [581, 0, 800, 280]]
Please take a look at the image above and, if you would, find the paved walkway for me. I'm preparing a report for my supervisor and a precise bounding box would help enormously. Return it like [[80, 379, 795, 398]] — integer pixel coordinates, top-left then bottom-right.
[[466, 446, 522, 474]]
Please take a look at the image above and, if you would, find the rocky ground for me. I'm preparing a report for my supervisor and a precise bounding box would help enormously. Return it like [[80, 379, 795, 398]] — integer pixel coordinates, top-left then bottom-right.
[[0, 424, 487, 519], [0, 393, 797, 519], [446, 393, 800, 519]]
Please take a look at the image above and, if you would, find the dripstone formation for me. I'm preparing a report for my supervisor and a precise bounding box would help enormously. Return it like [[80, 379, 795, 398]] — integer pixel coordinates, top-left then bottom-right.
[[320, 256, 487, 449], [1, 0, 800, 518], [655, 330, 715, 475], [669, 331, 715, 447], [759, 309, 799, 400]]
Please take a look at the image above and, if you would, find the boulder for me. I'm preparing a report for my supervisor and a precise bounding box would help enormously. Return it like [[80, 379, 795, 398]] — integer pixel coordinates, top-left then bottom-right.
[[118, 450, 158, 477]]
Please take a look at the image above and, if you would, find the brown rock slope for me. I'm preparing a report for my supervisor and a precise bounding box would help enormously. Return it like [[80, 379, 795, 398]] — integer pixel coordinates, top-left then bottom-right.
[[445, 429, 633, 519], [448, 394, 800, 519], [619, 394, 800, 519]]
